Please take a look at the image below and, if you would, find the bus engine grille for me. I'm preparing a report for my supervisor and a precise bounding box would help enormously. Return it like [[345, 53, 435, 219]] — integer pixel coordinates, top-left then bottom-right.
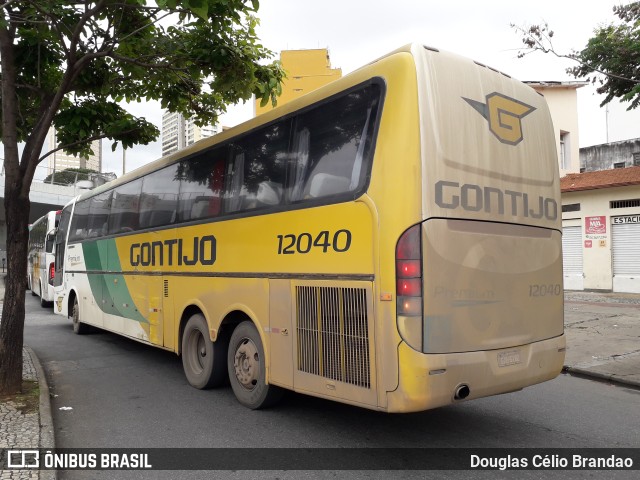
[[295, 286, 370, 389]]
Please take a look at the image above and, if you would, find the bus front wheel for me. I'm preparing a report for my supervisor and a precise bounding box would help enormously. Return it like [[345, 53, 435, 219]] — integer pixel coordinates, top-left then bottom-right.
[[228, 321, 283, 409], [71, 296, 88, 334], [181, 314, 226, 389]]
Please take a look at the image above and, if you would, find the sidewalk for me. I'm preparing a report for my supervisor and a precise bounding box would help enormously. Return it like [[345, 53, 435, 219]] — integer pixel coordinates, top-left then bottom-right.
[[563, 291, 640, 387], [0, 279, 638, 476], [0, 275, 55, 479]]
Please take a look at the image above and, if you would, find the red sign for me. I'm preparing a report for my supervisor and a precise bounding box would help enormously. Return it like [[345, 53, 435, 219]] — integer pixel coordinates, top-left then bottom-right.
[[584, 240, 592, 248], [585, 216, 606, 234]]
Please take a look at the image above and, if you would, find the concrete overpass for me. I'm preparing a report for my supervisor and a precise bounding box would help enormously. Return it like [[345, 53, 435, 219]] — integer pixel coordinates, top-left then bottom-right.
[[0, 175, 82, 263]]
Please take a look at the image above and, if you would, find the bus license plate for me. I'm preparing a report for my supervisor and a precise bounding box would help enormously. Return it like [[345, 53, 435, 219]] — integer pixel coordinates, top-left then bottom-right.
[[498, 350, 521, 367]]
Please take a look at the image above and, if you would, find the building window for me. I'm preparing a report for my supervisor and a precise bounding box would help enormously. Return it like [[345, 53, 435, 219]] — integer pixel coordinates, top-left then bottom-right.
[[562, 203, 581, 213], [560, 131, 570, 170], [633, 152, 640, 166], [611, 198, 640, 209], [614, 161, 626, 168]]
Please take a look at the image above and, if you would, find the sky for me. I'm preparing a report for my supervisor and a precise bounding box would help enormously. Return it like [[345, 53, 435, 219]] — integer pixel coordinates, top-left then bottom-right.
[[90, 0, 640, 178]]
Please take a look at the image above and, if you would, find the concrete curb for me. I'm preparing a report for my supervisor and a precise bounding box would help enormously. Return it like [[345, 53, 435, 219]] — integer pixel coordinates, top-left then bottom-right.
[[25, 346, 57, 480], [562, 365, 640, 390]]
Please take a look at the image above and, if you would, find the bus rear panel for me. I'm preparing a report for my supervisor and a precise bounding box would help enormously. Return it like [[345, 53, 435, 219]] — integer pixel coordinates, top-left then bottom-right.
[[389, 46, 564, 412]]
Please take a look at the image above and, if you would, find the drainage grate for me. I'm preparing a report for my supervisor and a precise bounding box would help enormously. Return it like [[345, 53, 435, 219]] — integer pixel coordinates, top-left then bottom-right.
[[296, 286, 370, 388]]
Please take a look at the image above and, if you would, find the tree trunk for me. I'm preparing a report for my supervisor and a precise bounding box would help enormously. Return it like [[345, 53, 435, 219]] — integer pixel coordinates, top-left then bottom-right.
[[0, 178, 30, 395]]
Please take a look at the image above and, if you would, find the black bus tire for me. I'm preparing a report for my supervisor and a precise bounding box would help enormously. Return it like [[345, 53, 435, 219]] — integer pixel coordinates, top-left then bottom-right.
[[72, 296, 88, 334], [39, 283, 48, 308], [228, 320, 283, 409], [181, 313, 226, 389]]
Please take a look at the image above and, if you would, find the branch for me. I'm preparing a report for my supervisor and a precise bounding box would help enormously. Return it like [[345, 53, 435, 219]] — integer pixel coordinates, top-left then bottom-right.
[[69, 0, 108, 63], [512, 23, 639, 86], [109, 51, 188, 71], [37, 127, 143, 164], [22, 0, 72, 58], [0, 0, 18, 9]]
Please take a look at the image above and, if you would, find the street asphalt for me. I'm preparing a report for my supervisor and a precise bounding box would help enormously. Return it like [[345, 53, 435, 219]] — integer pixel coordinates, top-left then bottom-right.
[[1, 275, 639, 478]]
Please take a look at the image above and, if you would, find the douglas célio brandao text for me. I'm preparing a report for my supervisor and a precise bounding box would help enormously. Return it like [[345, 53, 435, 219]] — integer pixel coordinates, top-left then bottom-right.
[[470, 454, 634, 470]]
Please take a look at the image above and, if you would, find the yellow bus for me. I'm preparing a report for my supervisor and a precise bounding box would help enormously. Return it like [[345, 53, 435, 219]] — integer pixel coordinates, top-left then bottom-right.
[[28, 210, 61, 307], [53, 44, 565, 412]]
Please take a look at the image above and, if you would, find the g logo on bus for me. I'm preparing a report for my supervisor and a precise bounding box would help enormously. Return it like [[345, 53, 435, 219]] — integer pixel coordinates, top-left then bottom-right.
[[463, 93, 535, 146]]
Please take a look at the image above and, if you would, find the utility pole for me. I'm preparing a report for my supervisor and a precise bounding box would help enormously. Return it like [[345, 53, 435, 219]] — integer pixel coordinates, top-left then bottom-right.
[[122, 147, 126, 176], [605, 104, 610, 144]]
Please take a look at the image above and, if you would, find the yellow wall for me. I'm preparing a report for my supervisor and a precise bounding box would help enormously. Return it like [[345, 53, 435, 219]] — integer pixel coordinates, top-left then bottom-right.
[[255, 49, 342, 115]]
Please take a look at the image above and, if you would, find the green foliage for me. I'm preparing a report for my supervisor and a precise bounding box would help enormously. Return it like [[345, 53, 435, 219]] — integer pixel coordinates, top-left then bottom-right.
[[42, 168, 99, 186], [569, 3, 640, 109], [0, 0, 286, 160], [513, 2, 640, 109], [0, 0, 285, 395]]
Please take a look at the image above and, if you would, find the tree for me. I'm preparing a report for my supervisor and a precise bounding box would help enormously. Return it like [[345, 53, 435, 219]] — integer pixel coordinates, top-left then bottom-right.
[[513, 2, 640, 109], [43, 167, 99, 185], [0, 0, 284, 395]]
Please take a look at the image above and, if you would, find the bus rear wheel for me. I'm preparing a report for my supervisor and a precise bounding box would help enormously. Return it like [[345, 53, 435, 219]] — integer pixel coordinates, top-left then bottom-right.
[[39, 282, 49, 308], [228, 321, 283, 409], [71, 296, 88, 334], [181, 313, 226, 389]]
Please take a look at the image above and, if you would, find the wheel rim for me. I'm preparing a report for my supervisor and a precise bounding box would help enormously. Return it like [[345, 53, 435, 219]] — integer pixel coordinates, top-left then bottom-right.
[[233, 338, 260, 390], [187, 329, 207, 374]]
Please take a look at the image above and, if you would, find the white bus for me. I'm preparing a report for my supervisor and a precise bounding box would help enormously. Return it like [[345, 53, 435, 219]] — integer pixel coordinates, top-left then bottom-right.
[[28, 210, 61, 307], [53, 44, 565, 412]]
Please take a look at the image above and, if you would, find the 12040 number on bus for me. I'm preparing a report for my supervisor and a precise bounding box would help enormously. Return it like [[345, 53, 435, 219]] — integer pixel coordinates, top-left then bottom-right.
[[529, 284, 562, 297], [277, 230, 352, 255]]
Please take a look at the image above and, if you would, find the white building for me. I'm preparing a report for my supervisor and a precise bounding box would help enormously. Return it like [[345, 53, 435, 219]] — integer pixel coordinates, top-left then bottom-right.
[[162, 111, 220, 157], [46, 127, 102, 176], [524, 81, 588, 177], [561, 165, 640, 293]]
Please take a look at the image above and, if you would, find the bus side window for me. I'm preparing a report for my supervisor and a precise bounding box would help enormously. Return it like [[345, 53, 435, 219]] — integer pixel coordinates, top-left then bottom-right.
[[68, 200, 89, 242], [87, 191, 112, 238], [290, 83, 380, 201], [109, 178, 142, 235], [226, 120, 289, 212], [139, 163, 179, 229], [178, 147, 227, 222]]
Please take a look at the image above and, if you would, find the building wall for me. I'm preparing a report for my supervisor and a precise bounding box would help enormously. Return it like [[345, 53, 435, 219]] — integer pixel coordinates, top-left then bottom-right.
[[529, 86, 582, 177], [255, 49, 342, 116], [162, 112, 219, 157], [580, 138, 640, 171], [46, 128, 102, 175], [562, 184, 640, 291]]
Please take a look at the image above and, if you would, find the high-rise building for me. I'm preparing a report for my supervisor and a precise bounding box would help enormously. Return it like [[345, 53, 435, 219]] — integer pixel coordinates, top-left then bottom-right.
[[46, 127, 102, 175], [162, 111, 220, 157], [255, 48, 342, 116]]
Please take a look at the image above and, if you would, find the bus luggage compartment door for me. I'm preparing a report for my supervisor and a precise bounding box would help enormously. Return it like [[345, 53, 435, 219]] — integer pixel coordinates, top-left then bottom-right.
[[421, 218, 563, 354]]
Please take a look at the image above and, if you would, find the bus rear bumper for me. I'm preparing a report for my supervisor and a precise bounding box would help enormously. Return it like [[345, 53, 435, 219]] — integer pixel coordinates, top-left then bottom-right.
[[385, 334, 566, 413]]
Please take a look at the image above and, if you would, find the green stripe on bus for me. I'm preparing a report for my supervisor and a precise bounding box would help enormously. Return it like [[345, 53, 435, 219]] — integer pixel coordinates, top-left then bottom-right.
[[82, 240, 148, 324]]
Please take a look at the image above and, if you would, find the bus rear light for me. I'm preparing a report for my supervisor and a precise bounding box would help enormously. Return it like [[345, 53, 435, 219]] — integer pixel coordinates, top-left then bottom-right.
[[49, 262, 55, 284], [396, 224, 424, 351], [397, 260, 421, 278], [397, 278, 421, 297], [398, 297, 423, 316], [396, 225, 421, 260], [396, 224, 423, 316]]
